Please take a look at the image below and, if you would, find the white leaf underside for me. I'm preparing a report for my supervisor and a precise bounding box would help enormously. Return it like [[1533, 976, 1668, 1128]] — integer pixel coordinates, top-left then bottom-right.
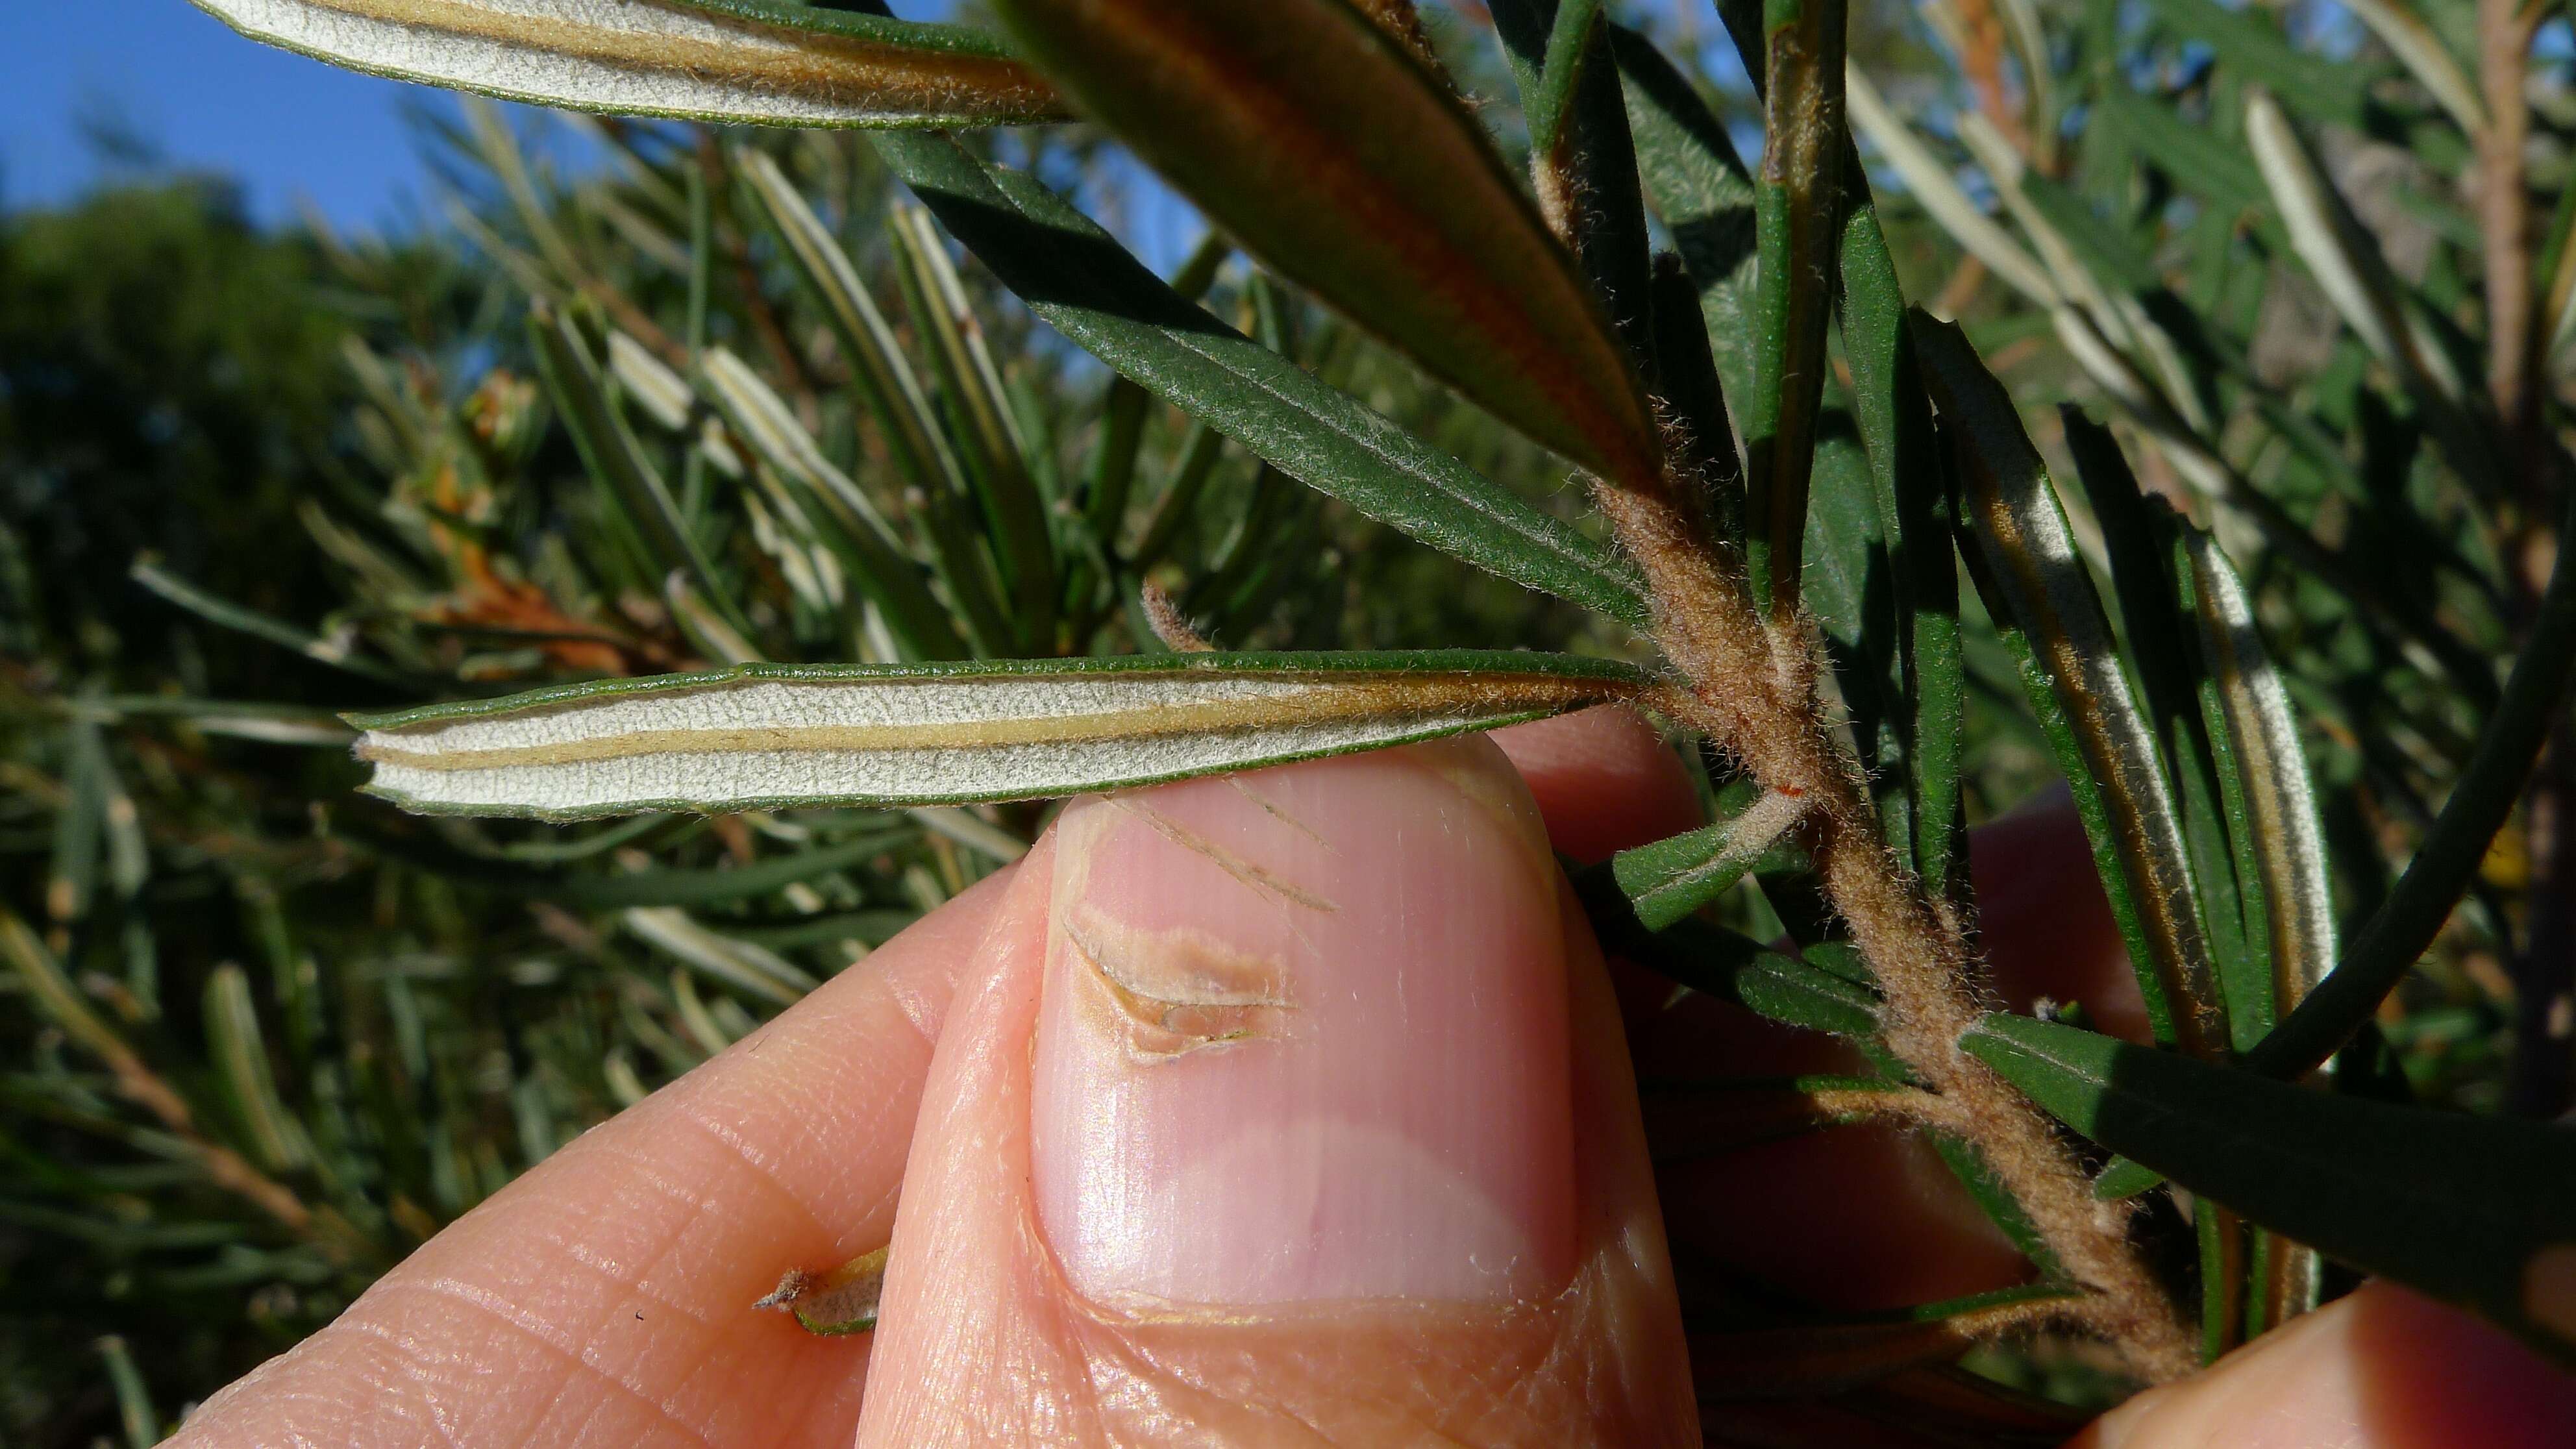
[[351, 660, 1645, 820], [190, 0, 1061, 127], [2186, 534, 2338, 998]]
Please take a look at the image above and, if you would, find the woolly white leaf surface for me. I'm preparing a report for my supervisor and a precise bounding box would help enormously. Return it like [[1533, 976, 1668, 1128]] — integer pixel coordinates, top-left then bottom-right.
[[190, 0, 1062, 128], [351, 655, 1646, 820]]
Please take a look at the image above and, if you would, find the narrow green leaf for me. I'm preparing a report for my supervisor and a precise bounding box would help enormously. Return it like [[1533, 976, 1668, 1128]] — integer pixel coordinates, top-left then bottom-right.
[[1577, 869, 1883, 1039], [3, 911, 139, 1070], [528, 308, 756, 642], [2092, 84, 2265, 220], [1744, 0, 1848, 617], [1915, 318, 2222, 1059], [1615, 24, 1760, 399], [382, 827, 915, 910], [2138, 0, 2372, 130], [734, 149, 971, 504], [189, 0, 1065, 127], [886, 204, 1058, 650], [2064, 416, 2260, 1046], [695, 345, 979, 658], [624, 908, 817, 1008], [204, 965, 310, 1174], [606, 330, 700, 436], [1492, 0, 1657, 372], [1801, 429, 1914, 859], [1505, 0, 1605, 157], [1844, 68, 2055, 305], [1131, 423, 1228, 574], [1836, 177, 1963, 897], [871, 133, 1648, 624], [129, 559, 413, 689], [1613, 780, 1813, 931], [348, 652, 1648, 820], [48, 724, 105, 926], [2245, 92, 2464, 406], [1648, 254, 1743, 545], [95, 1335, 157, 1449], [1964, 1013, 2576, 1365], [985, 0, 1661, 488]]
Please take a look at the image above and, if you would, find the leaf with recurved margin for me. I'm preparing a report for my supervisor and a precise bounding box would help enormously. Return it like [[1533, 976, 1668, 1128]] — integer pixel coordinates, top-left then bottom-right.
[[188, 0, 1065, 128], [756, 1247, 889, 1335], [983, 0, 1660, 489], [1613, 778, 1813, 930], [1964, 1013, 2576, 1367], [347, 652, 1648, 821], [2182, 528, 2338, 1022], [1914, 317, 2223, 1060]]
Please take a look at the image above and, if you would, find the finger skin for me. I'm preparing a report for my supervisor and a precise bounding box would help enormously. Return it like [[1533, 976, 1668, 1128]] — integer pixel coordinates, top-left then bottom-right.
[[167, 861, 1024, 1449], [1971, 782, 2149, 1045], [1489, 706, 1703, 865], [855, 738, 1697, 1446], [166, 714, 1690, 1448], [169, 705, 2158, 1444], [2074, 1282, 2576, 1448]]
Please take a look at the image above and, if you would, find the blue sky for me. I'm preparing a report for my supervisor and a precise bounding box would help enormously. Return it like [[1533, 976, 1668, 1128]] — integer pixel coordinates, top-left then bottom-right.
[[0, 0, 480, 230], [0, 2, 998, 234]]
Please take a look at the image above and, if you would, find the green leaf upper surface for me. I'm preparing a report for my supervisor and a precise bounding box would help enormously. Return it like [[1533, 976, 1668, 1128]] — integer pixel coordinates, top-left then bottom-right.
[[190, 0, 1065, 128], [871, 132, 1649, 625], [1743, 0, 1849, 617], [986, 0, 1661, 489], [1578, 868, 1883, 1040], [1964, 1013, 2576, 1365], [1835, 175, 1963, 897], [1615, 25, 1760, 400], [1613, 779, 1813, 931]]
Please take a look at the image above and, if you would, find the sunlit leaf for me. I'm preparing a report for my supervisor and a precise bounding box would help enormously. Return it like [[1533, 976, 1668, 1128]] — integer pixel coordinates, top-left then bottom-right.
[[1914, 319, 2223, 1058], [189, 0, 1064, 128], [2181, 528, 2337, 1021], [985, 0, 1661, 487], [871, 133, 1650, 624]]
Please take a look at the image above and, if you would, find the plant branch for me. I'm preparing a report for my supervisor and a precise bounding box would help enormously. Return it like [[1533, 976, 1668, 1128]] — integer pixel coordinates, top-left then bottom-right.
[[1593, 471, 2198, 1381], [2477, 0, 2543, 444]]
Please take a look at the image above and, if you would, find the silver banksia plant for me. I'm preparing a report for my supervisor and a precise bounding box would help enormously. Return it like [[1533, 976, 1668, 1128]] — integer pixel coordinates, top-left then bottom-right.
[[14, 0, 2576, 1434]]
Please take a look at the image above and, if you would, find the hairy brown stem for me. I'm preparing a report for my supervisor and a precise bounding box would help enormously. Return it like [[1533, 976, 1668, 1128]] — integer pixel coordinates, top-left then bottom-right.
[[1594, 475, 2198, 1381]]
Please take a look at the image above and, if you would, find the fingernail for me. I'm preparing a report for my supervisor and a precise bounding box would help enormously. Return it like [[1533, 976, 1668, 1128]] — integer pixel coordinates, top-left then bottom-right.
[[1032, 737, 1576, 1308]]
